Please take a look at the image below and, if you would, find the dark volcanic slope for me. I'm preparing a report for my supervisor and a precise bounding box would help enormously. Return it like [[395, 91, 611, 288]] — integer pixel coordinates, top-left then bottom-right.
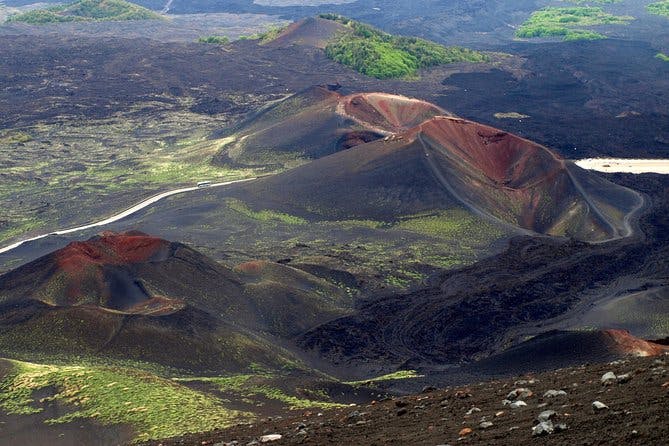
[[214, 86, 448, 168], [230, 114, 643, 242], [297, 174, 669, 372], [144, 354, 669, 446], [0, 231, 351, 371]]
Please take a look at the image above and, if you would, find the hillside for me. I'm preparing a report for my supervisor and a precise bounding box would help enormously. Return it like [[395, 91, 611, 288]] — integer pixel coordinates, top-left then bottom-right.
[[142, 353, 669, 446], [228, 112, 642, 242], [214, 85, 449, 168], [6, 0, 162, 24]]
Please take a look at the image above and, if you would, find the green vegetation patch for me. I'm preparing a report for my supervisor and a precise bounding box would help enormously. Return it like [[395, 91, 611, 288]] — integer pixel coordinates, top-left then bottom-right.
[[226, 198, 307, 225], [319, 14, 488, 79], [198, 35, 229, 44], [395, 209, 502, 240], [0, 359, 248, 443], [516, 7, 633, 41], [344, 370, 423, 386], [7, 0, 162, 24], [176, 373, 345, 410], [647, 0, 669, 17], [238, 24, 289, 44], [656, 52, 669, 61]]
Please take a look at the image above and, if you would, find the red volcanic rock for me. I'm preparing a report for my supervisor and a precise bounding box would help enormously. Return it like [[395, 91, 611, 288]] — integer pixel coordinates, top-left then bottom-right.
[[603, 329, 669, 356], [56, 231, 169, 272], [420, 116, 563, 187]]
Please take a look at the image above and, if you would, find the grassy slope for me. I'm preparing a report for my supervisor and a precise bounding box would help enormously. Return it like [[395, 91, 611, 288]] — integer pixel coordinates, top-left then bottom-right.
[[319, 14, 488, 79], [0, 359, 248, 443], [516, 6, 633, 41], [7, 0, 162, 24]]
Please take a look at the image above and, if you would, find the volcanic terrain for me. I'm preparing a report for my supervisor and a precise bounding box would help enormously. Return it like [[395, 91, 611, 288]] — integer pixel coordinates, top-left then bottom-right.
[[221, 92, 643, 242], [0, 231, 352, 371]]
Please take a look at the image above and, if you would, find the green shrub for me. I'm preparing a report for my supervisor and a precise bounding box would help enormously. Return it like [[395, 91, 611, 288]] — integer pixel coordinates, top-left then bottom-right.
[[198, 35, 230, 44]]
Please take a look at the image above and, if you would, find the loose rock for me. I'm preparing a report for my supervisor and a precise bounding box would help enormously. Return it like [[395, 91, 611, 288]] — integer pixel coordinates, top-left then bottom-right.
[[458, 427, 473, 437], [509, 400, 527, 409], [507, 388, 533, 400], [259, 434, 282, 443], [592, 401, 609, 411], [543, 389, 567, 398], [537, 410, 557, 422], [479, 421, 494, 429], [601, 372, 617, 385], [532, 421, 554, 436]]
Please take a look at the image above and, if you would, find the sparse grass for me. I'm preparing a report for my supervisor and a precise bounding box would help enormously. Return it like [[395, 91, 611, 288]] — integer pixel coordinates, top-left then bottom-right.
[[319, 14, 488, 79], [6, 0, 163, 24], [395, 209, 501, 240], [0, 105, 270, 247], [647, 0, 669, 17], [176, 374, 345, 410], [0, 130, 32, 144], [226, 198, 307, 225], [344, 370, 423, 386], [516, 7, 633, 41], [0, 359, 248, 443]]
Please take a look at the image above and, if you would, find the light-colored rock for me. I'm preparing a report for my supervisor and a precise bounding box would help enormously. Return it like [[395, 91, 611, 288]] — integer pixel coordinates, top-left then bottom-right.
[[509, 400, 527, 409], [592, 401, 609, 411], [537, 410, 557, 422], [616, 373, 632, 384], [466, 407, 481, 415], [601, 372, 616, 385], [532, 421, 554, 436], [259, 434, 282, 443], [543, 389, 567, 398], [507, 388, 533, 400], [480, 421, 494, 429]]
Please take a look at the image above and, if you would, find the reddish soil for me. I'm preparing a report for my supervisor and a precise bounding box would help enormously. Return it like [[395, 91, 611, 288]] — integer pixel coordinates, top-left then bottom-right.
[[341, 92, 449, 134], [268, 17, 348, 49], [420, 116, 562, 188], [144, 354, 669, 446], [55, 231, 169, 272], [605, 330, 669, 357]]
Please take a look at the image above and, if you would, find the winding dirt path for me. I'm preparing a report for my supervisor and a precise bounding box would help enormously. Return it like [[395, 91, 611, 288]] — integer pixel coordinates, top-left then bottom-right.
[[0, 177, 257, 255]]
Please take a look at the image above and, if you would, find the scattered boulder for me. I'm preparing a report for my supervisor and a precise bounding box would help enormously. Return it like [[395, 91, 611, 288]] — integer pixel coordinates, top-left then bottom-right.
[[592, 401, 609, 411], [601, 372, 617, 385], [532, 420, 567, 437], [465, 407, 481, 415], [480, 421, 494, 429], [259, 434, 282, 443], [397, 408, 408, 416], [458, 427, 473, 437], [616, 373, 632, 384], [532, 421, 554, 437], [507, 388, 533, 400], [537, 410, 557, 422], [543, 389, 567, 398], [504, 400, 527, 409]]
